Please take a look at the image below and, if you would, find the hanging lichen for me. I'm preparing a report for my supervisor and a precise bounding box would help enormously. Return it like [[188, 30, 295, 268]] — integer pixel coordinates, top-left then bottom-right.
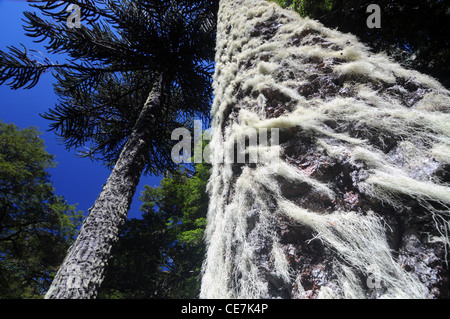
[[201, 0, 450, 299]]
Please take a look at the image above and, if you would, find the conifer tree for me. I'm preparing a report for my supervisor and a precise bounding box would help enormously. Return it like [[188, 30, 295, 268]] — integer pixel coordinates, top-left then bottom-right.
[[99, 163, 210, 299], [0, 0, 218, 298]]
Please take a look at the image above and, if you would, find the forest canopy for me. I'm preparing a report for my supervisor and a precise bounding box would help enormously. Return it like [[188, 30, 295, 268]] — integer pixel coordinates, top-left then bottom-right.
[[0, 120, 83, 298], [0, 0, 449, 299]]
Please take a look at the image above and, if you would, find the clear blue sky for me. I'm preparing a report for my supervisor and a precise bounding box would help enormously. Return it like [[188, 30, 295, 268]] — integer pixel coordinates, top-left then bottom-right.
[[0, 0, 162, 219]]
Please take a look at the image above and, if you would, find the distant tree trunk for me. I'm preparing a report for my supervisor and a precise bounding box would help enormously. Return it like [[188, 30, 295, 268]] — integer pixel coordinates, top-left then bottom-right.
[[201, 0, 450, 298], [45, 76, 163, 299]]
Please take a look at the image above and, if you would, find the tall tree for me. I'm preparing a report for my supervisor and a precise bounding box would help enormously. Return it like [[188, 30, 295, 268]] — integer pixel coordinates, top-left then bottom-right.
[[200, 0, 450, 298], [0, 0, 218, 298], [98, 162, 210, 299], [272, 0, 450, 89], [0, 120, 83, 298]]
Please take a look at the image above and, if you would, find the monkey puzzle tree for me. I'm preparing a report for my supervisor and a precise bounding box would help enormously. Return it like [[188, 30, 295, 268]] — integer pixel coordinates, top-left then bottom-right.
[[0, 0, 218, 298], [99, 162, 210, 299], [200, 0, 450, 298]]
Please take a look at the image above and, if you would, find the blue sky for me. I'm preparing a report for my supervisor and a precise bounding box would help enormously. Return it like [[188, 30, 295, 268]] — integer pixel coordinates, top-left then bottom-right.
[[0, 1, 162, 219]]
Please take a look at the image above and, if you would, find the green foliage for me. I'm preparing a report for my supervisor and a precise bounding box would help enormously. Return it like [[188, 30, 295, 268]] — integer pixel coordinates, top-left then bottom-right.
[[271, 0, 334, 17], [99, 162, 210, 299], [272, 0, 450, 89], [0, 1, 218, 298], [0, 120, 83, 298]]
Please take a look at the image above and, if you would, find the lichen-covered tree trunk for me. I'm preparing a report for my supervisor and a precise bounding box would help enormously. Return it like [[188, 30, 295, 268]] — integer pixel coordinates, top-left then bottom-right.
[[201, 0, 450, 298], [45, 77, 162, 299]]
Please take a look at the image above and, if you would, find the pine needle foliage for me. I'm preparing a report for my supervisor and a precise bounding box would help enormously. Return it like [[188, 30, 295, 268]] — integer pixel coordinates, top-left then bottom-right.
[[0, 0, 218, 174]]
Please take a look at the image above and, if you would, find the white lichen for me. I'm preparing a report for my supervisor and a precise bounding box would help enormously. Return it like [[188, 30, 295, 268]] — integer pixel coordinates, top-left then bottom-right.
[[201, 0, 450, 299]]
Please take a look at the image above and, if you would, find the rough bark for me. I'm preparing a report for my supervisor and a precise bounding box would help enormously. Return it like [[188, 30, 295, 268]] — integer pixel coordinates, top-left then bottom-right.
[[201, 0, 450, 298], [45, 77, 163, 299]]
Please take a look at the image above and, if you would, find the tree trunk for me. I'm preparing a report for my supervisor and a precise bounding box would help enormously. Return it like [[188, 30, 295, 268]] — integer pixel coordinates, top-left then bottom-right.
[[45, 76, 163, 299], [201, 0, 450, 298]]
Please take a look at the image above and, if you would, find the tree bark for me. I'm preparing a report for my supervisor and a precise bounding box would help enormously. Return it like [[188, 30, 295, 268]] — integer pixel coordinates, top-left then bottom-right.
[[45, 76, 163, 299], [201, 0, 450, 298]]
